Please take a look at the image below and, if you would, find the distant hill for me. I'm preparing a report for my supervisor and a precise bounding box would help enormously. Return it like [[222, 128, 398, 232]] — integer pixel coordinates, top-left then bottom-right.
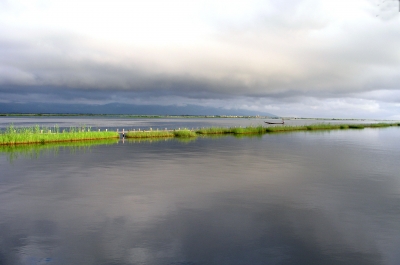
[[0, 102, 277, 117]]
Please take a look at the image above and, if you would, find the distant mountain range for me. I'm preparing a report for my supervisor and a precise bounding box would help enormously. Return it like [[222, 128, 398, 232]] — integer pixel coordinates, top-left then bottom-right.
[[0, 102, 277, 117]]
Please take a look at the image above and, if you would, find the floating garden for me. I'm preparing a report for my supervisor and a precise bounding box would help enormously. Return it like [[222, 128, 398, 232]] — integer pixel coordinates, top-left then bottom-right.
[[0, 125, 119, 145], [125, 122, 400, 139], [1, 122, 399, 145]]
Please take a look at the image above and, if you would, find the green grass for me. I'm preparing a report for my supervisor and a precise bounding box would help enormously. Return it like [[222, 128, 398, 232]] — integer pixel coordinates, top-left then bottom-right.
[[265, 125, 307, 132], [306, 124, 342, 130], [173, 129, 197, 137], [368, 123, 390, 128], [126, 128, 197, 138], [195, 126, 266, 135], [125, 130, 174, 138], [348, 124, 365, 129], [231, 126, 265, 134], [264, 122, 399, 133], [0, 139, 118, 162], [2, 122, 399, 144], [126, 137, 173, 143], [195, 127, 231, 134], [0, 124, 119, 145]]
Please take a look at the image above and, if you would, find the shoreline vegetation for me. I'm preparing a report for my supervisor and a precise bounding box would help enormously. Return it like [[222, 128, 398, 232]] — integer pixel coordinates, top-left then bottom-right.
[[1, 122, 399, 146], [0, 139, 118, 162], [125, 122, 400, 138], [0, 125, 119, 145]]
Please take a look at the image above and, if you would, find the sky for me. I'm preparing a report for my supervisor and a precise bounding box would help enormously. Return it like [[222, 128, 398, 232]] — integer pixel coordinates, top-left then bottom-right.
[[0, 0, 399, 119]]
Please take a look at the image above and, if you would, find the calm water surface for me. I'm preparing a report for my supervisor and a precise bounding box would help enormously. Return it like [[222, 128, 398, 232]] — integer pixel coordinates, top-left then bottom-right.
[[1, 118, 400, 265]]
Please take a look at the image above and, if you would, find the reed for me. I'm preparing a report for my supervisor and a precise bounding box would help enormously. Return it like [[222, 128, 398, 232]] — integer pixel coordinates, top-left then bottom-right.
[[366, 123, 392, 128], [231, 126, 265, 134], [306, 124, 342, 130], [2, 122, 399, 144], [125, 130, 174, 138], [265, 125, 307, 132], [173, 129, 197, 137], [0, 139, 118, 162], [126, 137, 173, 143], [0, 125, 119, 145], [264, 122, 400, 133], [348, 124, 365, 129], [195, 127, 231, 134]]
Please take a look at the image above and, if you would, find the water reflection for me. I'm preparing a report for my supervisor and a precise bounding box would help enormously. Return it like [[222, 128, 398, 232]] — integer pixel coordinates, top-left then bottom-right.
[[0, 139, 118, 162], [0, 128, 400, 264]]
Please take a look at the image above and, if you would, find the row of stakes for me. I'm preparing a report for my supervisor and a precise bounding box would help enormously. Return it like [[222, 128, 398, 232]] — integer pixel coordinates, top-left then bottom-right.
[[116, 126, 242, 133], [116, 128, 194, 133], [15, 128, 193, 133], [22, 126, 244, 134]]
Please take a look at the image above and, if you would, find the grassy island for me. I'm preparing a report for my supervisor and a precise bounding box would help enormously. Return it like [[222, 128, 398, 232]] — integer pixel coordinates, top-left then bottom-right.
[[1, 122, 399, 145], [1, 139, 118, 162], [125, 129, 196, 138], [125, 122, 400, 139], [0, 125, 119, 145]]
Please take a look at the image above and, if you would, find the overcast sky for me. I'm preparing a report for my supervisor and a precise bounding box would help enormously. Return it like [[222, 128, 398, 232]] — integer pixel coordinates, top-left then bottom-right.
[[1, 0, 399, 118]]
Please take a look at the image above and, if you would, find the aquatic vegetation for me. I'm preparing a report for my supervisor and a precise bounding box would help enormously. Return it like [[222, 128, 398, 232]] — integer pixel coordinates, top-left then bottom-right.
[[2, 122, 399, 144], [264, 122, 399, 133], [195, 126, 266, 135], [348, 124, 365, 129], [126, 128, 197, 138], [173, 129, 197, 137], [125, 130, 174, 138], [306, 124, 342, 130], [126, 137, 173, 143], [0, 124, 119, 145], [0, 139, 118, 162], [195, 127, 231, 134], [264, 125, 308, 132], [366, 123, 392, 128], [231, 126, 265, 134]]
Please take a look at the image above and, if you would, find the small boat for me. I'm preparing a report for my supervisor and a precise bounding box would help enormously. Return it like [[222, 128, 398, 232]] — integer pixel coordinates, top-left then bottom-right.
[[265, 119, 284, 125]]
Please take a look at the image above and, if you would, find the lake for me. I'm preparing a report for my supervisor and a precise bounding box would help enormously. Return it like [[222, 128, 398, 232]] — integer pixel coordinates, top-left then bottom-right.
[[1, 117, 400, 265]]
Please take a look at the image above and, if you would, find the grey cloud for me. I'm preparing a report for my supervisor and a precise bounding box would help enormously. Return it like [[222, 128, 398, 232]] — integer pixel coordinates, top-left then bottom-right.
[[1, 0, 400, 118], [2, 14, 400, 96]]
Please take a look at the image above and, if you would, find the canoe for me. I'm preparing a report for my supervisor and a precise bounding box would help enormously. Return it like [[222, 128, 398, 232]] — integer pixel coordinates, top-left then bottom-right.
[[265, 120, 284, 124]]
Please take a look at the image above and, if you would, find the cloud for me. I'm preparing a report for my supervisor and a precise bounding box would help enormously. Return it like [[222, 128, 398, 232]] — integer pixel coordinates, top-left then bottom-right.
[[1, 0, 400, 118]]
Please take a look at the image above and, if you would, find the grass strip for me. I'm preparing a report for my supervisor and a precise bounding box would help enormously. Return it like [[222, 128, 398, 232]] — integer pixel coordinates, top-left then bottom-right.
[[126, 129, 197, 138], [195, 127, 231, 134], [173, 129, 197, 137], [0, 139, 118, 162], [231, 126, 265, 134], [2, 122, 399, 144], [0, 125, 119, 145], [125, 130, 174, 138]]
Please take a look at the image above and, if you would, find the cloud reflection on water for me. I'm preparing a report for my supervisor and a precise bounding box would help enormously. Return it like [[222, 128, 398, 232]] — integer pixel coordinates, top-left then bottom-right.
[[0, 129, 400, 264]]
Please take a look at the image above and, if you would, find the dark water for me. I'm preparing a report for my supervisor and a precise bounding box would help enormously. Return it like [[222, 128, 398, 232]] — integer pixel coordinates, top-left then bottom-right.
[[1, 118, 400, 265]]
